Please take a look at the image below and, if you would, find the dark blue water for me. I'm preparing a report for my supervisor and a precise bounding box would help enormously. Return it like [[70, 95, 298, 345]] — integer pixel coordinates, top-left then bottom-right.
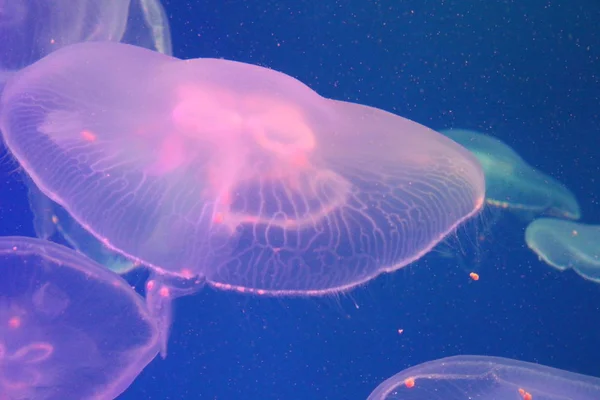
[[1, 0, 598, 398]]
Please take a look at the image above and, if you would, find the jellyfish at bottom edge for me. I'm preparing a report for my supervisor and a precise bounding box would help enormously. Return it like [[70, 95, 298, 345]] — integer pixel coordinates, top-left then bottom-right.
[[440, 128, 581, 221], [368, 355, 600, 400], [0, 236, 162, 400]]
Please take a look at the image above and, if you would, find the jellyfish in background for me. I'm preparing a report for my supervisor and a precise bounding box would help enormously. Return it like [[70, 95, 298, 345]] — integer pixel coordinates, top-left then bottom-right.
[[0, 41, 485, 300], [0, 236, 160, 400], [441, 128, 580, 220], [123, 0, 172, 55], [0, 0, 172, 86], [27, 177, 138, 275], [368, 355, 600, 399], [525, 218, 600, 283]]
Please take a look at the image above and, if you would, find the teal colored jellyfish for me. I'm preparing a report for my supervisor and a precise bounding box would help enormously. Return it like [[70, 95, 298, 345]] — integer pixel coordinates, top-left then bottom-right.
[[526, 218, 600, 283], [441, 128, 580, 220]]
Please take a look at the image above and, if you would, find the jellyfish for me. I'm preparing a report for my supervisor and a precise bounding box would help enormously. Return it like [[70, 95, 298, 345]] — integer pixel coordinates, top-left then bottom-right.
[[525, 218, 600, 283], [123, 0, 172, 56], [0, 0, 171, 86], [0, 236, 160, 399], [26, 176, 137, 275], [1, 41, 485, 299], [368, 355, 600, 399], [440, 128, 580, 220]]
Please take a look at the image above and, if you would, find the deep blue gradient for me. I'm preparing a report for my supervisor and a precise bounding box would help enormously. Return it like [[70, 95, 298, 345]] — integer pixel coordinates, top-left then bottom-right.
[[0, 0, 598, 399]]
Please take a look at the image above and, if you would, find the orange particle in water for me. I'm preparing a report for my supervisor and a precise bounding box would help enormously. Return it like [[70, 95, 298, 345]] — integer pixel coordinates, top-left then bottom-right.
[[397, 329, 404, 334], [469, 272, 480, 281], [404, 377, 415, 388], [8, 316, 21, 329], [81, 130, 97, 142], [519, 388, 532, 400]]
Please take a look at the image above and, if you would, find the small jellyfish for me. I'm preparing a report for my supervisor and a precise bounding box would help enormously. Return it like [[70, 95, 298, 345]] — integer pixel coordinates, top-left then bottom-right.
[[525, 218, 600, 283], [0, 236, 160, 399], [1, 41, 485, 296], [26, 176, 138, 275], [368, 355, 600, 399], [441, 128, 580, 220]]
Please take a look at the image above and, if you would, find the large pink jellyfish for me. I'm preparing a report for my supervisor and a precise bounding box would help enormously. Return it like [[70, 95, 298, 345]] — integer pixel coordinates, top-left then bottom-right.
[[0, 41, 485, 297]]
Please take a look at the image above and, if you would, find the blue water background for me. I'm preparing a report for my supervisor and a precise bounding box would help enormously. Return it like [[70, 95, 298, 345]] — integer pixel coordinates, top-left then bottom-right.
[[0, 0, 598, 398]]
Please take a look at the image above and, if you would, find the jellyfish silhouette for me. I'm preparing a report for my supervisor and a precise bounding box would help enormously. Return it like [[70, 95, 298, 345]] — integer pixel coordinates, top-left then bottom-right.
[[368, 355, 600, 399], [0, 236, 160, 400], [1, 41, 485, 300], [441, 128, 580, 220]]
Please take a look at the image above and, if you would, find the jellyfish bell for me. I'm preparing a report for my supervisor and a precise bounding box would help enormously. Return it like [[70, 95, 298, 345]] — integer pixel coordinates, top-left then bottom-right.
[[525, 218, 600, 283], [0, 236, 160, 399], [1, 41, 485, 297], [441, 128, 581, 220], [368, 355, 600, 399]]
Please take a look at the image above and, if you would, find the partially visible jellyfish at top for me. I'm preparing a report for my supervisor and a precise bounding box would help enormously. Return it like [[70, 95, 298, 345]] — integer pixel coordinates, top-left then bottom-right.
[[0, 40, 486, 300], [0, 236, 160, 400], [368, 355, 600, 400], [440, 128, 580, 221], [526, 218, 600, 283], [123, 0, 172, 55], [0, 0, 172, 87]]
